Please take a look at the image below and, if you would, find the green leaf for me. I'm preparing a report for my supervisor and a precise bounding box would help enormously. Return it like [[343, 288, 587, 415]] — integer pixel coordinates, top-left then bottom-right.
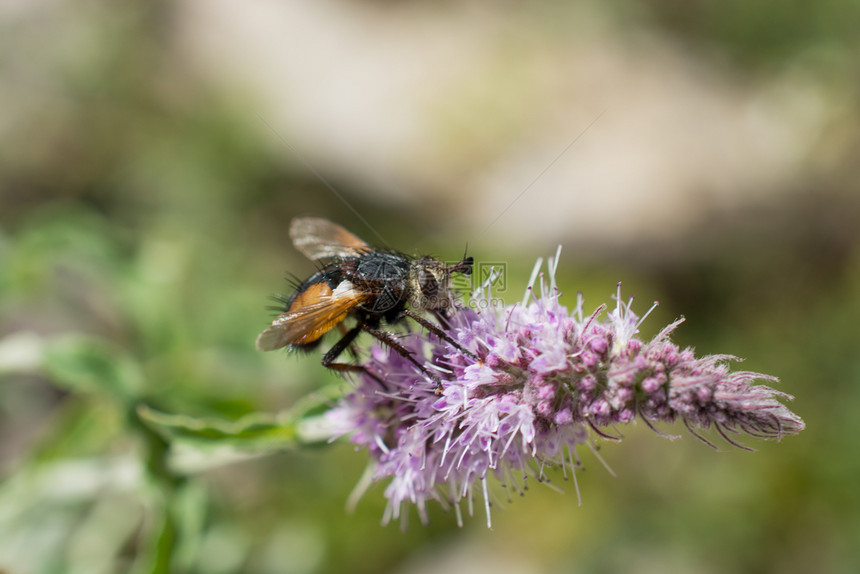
[[42, 336, 143, 400], [138, 406, 298, 449], [137, 384, 345, 452]]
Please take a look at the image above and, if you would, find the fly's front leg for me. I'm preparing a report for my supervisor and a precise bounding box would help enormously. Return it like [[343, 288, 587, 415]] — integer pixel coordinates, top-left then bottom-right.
[[360, 323, 445, 392], [403, 309, 478, 362]]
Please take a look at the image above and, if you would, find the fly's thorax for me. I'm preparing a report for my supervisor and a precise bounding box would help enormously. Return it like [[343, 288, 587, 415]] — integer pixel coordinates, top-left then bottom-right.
[[349, 252, 410, 315], [408, 257, 450, 310]]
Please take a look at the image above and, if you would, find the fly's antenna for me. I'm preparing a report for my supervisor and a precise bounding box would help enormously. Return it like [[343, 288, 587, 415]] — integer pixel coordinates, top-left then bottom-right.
[[447, 247, 473, 276]]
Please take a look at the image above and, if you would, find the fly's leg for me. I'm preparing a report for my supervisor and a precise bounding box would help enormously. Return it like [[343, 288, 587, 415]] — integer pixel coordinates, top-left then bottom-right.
[[360, 323, 446, 392], [403, 309, 478, 362], [321, 325, 383, 385]]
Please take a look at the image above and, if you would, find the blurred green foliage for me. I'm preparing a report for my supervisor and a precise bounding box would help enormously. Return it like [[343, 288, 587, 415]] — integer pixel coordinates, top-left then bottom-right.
[[638, 0, 860, 72], [2, 0, 859, 573]]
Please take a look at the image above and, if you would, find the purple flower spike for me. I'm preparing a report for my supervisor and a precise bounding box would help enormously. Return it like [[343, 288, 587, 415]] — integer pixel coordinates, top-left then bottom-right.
[[324, 248, 805, 527]]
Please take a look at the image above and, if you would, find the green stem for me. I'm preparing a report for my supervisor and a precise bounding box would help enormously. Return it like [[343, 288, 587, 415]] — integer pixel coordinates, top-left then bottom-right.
[[128, 403, 187, 574]]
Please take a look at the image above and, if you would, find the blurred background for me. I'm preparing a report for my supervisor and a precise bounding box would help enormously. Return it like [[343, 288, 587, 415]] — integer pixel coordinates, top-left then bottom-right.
[[1, 0, 858, 572]]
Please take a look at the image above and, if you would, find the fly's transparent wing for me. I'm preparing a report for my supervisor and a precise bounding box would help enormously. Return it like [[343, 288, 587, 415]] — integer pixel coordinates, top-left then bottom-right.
[[290, 217, 370, 262]]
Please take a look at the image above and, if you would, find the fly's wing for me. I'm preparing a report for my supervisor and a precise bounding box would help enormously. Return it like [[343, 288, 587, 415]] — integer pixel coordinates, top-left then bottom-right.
[[255, 281, 369, 350], [290, 217, 370, 262]]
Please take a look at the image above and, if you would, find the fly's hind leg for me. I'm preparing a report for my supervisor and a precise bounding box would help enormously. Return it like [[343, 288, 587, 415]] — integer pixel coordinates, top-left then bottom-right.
[[336, 323, 361, 360], [322, 325, 383, 385]]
